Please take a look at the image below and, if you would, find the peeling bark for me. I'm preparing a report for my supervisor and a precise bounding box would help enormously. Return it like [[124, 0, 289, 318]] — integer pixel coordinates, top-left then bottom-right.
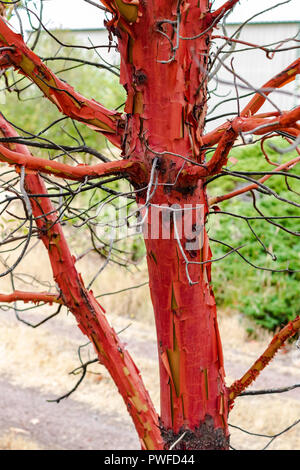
[[113, 1, 229, 446], [140, 183, 229, 447]]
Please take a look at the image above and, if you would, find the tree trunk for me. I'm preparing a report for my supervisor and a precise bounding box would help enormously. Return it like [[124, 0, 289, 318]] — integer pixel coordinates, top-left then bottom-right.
[[112, 0, 230, 449], [140, 184, 229, 450]]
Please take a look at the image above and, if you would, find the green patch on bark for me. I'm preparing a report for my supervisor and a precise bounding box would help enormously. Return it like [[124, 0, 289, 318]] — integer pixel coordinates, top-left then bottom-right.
[[149, 250, 157, 264], [167, 320, 181, 398], [203, 368, 209, 400], [171, 284, 178, 311]]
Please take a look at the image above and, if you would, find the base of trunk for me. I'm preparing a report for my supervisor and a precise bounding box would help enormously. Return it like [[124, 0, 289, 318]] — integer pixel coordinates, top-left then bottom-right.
[[161, 415, 229, 450]]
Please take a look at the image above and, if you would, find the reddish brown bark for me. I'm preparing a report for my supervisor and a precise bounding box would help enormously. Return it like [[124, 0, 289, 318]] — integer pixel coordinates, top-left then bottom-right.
[[141, 185, 229, 449], [0, 143, 145, 181], [110, 0, 230, 448], [24, 174, 163, 450], [0, 291, 62, 305]]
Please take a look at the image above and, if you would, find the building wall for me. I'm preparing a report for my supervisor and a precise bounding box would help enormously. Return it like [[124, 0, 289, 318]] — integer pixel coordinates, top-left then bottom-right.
[[71, 23, 300, 132], [72, 29, 120, 65], [207, 22, 300, 130]]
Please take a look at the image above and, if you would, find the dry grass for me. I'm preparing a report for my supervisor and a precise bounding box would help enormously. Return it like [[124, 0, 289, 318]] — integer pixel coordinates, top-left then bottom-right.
[[229, 397, 300, 450], [0, 430, 43, 450]]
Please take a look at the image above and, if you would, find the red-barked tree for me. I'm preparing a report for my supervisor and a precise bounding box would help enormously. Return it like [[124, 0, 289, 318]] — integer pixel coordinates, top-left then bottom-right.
[[0, 0, 299, 450]]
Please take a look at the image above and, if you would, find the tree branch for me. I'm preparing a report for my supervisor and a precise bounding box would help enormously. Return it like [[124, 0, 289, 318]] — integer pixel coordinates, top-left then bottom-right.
[[231, 106, 300, 136], [211, 35, 271, 57], [185, 105, 300, 182], [0, 17, 124, 148], [242, 57, 300, 117], [203, 56, 300, 147], [210, 0, 240, 22], [0, 290, 62, 305], [48, 358, 99, 404], [239, 383, 300, 397], [177, 125, 238, 183], [228, 315, 300, 406], [208, 156, 300, 205], [0, 142, 144, 181], [203, 125, 238, 176], [182, 112, 300, 182]]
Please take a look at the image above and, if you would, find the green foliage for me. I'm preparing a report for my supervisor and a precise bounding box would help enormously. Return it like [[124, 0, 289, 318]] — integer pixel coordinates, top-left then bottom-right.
[[208, 139, 300, 331], [1, 30, 125, 158]]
